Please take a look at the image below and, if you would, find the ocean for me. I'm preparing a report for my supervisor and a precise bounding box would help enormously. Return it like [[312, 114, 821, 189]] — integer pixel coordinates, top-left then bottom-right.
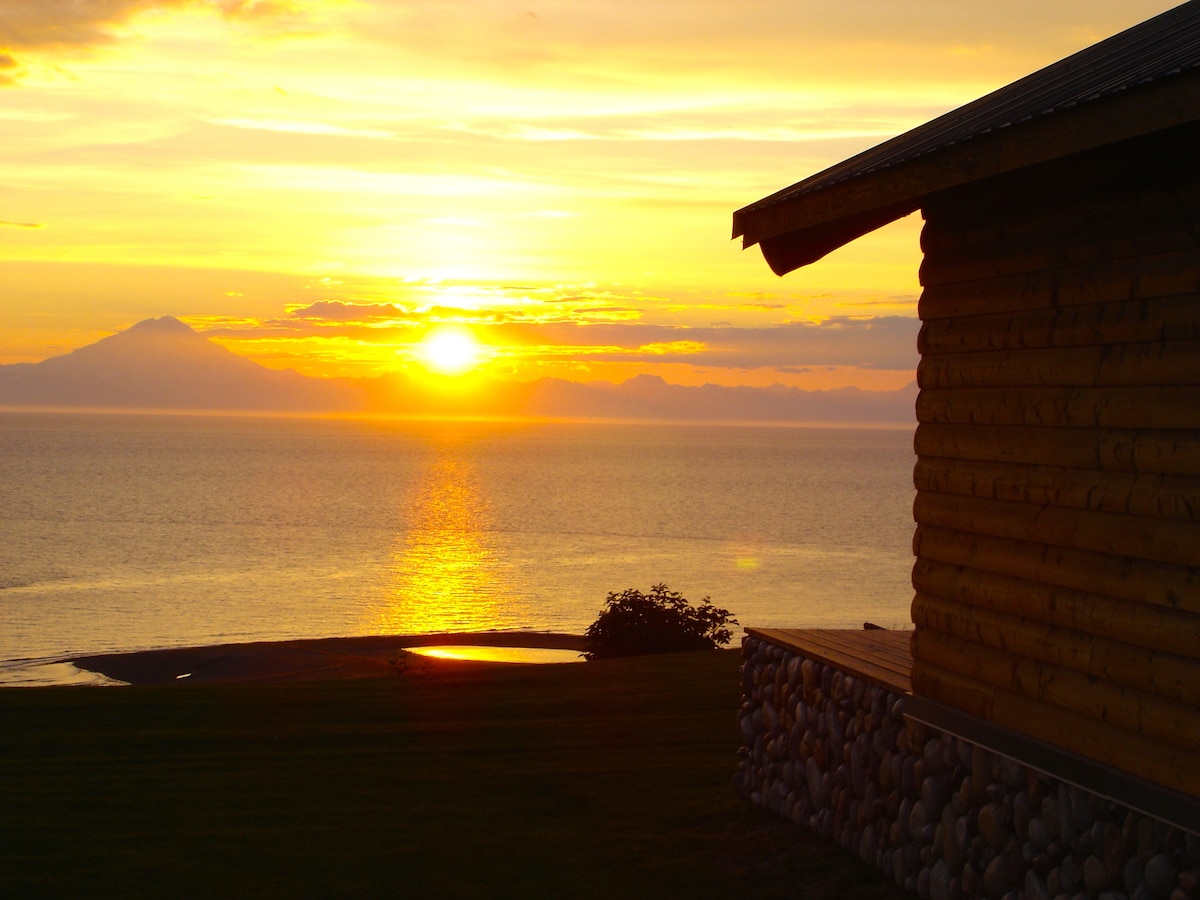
[[0, 412, 916, 683]]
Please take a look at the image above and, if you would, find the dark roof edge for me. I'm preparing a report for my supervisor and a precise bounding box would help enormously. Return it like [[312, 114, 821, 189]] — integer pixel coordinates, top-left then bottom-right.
[[740, 68, 1200, 275]]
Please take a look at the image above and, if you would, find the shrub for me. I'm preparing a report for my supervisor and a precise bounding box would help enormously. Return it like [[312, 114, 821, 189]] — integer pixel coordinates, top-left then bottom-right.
[[583, 583, 737, 661]]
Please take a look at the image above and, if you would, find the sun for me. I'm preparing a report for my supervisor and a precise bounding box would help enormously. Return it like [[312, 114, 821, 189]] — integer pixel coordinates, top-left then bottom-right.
[[418, 326, 484, 376]]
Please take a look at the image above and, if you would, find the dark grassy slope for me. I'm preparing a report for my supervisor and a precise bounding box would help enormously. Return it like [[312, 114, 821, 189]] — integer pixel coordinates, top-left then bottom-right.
[[0, 651, 909, 898]]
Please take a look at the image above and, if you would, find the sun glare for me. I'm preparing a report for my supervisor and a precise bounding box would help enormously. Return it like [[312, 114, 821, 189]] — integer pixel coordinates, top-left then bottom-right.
[[418, 326, 483, 376]]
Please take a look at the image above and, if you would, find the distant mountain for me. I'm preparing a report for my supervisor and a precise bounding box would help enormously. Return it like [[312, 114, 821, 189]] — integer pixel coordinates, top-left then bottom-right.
[[0, 316, 361, 412], [516, 374, 917, 425], [0, 317, 917, 424]]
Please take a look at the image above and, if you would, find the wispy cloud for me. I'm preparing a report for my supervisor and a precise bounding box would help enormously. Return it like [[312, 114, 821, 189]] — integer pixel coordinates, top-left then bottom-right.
[[0, 1, 303, 49]]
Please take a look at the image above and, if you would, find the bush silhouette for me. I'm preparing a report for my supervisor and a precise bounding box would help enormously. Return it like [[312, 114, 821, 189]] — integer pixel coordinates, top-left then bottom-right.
[[583, 584, 737, 661]]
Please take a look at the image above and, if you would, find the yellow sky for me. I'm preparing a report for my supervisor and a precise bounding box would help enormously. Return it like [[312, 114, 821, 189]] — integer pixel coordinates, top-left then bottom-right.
[[0, 0, 1181, 391]]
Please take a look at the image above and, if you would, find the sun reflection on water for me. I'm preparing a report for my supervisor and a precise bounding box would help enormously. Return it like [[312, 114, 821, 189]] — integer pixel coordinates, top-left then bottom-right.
[[369, 445, 527, 635]]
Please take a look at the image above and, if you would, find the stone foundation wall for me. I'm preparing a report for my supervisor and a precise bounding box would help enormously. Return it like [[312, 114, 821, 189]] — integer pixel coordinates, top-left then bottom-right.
[[735, 636, 1200, 900]]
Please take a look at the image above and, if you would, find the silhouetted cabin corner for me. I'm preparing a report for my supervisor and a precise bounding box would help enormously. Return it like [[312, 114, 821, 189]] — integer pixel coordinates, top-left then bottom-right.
[[736, 1, 1200, 800]]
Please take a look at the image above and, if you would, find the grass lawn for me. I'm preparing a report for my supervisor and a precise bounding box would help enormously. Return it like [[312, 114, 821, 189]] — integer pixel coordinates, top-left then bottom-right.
[[0, 650, 910, 898]]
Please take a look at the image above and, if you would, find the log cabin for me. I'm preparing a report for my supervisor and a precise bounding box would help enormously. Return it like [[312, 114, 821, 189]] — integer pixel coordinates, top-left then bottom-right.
[[734, 0, 1200, 866]]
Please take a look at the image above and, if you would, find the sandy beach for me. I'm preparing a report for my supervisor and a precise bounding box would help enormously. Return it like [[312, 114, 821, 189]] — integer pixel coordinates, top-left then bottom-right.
[[72, 631, 587, 685]]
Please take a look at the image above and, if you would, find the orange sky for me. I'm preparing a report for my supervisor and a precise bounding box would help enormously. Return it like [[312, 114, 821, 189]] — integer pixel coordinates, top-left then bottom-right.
[[0, 1, 1180, 392]]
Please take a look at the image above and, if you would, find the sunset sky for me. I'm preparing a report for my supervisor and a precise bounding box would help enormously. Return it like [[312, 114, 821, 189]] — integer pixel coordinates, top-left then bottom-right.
[[0, 0, 1180, 393]]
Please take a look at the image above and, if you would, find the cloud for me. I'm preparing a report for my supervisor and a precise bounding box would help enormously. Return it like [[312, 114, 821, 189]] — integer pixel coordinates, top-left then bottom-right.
[[0, 0, 301, 79], [0, 219, 43, 229], [348, 1, 1178, 91], [287, 300, 413, 322], [190, 309, 919, 373], [488, 316, 920, 371]]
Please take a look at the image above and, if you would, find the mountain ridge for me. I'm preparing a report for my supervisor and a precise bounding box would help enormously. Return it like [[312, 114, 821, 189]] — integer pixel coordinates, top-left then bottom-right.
[[0, 317, 917, 424]]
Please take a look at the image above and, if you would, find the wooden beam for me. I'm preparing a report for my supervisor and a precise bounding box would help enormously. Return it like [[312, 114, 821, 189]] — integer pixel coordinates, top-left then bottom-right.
[[912, 457, 1200, 522], [918, 245, 1200, 320], [911, 557, 1200, 659], [917, 341, 1200, 390], [912, 626, 1200, 748], [913, 491, 1200, 568], [915, 422, 1200, 476], [916, 385, 1200, 429], [917, 294, 1200, 355], [911, 591, 1200, 705], [912, 525, 1200, 615]]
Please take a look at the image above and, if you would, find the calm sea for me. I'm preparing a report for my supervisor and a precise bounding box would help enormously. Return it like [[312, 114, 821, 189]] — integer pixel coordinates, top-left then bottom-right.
[[0, 412, 916, 683]]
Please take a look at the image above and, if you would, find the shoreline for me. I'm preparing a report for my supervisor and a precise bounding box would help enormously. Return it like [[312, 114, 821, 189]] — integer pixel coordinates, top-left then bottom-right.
[[67, 631, 588, 686]]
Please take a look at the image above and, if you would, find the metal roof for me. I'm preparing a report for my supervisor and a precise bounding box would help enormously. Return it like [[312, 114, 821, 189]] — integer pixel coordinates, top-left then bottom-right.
[[735, 0, 1200, 268]]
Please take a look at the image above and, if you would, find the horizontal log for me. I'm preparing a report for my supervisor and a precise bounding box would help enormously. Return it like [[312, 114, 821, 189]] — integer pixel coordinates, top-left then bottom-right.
[[915, 422, 1200, 476], [911, 626, 1200, 747], [913, 491, 1200, 568], [919, 138, 1200, 254], [912, 525, 1200, 615], [920, 204, 1200, 288], [918, 245, 1200, 321], [917, 294, 1200, 354], [917, 341, 1200, 390], [916, 385, 1200, 429], [912, 457, 1200, 522], [911, 591, 1200, 705], [911, 557, 1200, 658], [910, 661, 1200, 798]]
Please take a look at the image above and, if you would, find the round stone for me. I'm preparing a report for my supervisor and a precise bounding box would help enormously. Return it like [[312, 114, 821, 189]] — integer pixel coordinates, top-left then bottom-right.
[[1083, 855, 1109, 895], [929, 859, 952, 900], [1025, 870, 1051, 900], [1143, 853, 1178, 900], [1123, 854, 1142, 897], [1058, 854, 1080, 893], [977, 802, 1008, 852], [909, 800, 930, 843], [983, 855, 1011, 900], [1041, 795, 1060, 840], [1028, 816, 1051, 851]]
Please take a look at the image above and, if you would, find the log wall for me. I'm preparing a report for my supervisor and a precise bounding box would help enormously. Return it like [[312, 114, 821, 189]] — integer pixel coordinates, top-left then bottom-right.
[[911, 124, 1200, 798]]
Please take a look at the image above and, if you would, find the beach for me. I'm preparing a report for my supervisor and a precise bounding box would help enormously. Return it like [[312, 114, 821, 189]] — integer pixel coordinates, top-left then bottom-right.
[[71, 631, 588, 685]]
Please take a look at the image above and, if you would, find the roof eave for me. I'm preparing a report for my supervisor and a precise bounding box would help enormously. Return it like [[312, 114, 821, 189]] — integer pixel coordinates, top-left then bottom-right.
[[736, 69, 1200, 276]]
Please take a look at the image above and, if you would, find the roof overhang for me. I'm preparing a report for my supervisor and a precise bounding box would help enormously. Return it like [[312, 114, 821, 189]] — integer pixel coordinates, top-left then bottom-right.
[[735, 68, 1200, 276]]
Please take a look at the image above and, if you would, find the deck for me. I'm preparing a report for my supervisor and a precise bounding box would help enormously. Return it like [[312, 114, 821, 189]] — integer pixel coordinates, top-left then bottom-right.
[[745, 627, 913, 694]]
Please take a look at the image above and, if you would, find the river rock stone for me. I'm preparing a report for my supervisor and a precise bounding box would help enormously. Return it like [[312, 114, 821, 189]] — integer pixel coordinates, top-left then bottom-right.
[[998, 756, 1024, 790], [926, 859, 950, 900], [1120, 856, 1146, 893], [923, 773, 951, 821], [1025, 869, 1051, 900], [1143, 853, 1178, 900], [909, 800, 930, 843], [1029, 816, 1051, 852], [1083, 854, 1109, 894], [960, 863, 979, 897], [1041, 795, 1060, 840], [1177, 870, 1199, 894], [1058, 854, 1081, 894], [983, 854, 1012, 900], [1012, 790, 1032, 843], [977, 802, 1008, 852]]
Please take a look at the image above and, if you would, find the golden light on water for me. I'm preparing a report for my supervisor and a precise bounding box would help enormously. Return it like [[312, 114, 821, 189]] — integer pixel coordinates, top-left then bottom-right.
[[408, 646, 583, 664], [370, 445, 530, 636]]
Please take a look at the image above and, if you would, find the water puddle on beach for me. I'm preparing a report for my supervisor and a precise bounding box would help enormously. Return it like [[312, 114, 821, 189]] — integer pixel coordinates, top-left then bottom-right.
[[407, 646, 584, 664]]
